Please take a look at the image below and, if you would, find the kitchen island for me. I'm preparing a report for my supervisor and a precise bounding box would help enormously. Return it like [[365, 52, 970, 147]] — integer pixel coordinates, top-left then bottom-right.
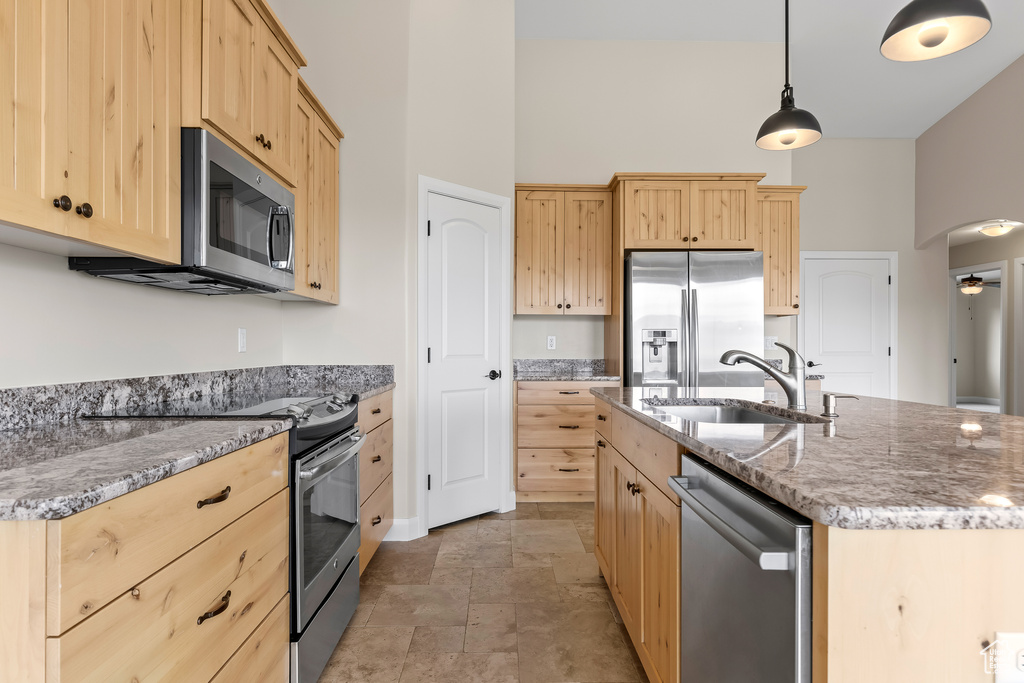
[[593, 386, 1024, 683]]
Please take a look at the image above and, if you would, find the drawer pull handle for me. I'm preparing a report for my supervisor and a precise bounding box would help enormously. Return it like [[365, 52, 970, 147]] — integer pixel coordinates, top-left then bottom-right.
[[372, 408, 382, 415], [597, 440, 606, 448], [372, 455, 382, 463], [372, 515, 383, 526], [197, 590, 231, 625], [558, 425, 580, 429], [558, 468, 580, 472], [558, 391, 580, 395], [597, 415, 607, 421], [197, 486, 231, 509]]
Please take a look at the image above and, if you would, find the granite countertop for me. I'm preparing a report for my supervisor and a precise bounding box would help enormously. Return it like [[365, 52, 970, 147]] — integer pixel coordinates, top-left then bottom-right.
[[0, 418, 291, 521], [512, 359, 620, 382], [593, 386, 1024, 531]]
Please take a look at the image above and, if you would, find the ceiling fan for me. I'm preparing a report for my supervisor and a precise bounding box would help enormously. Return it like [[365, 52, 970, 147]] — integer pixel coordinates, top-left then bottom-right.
[[958, 274, 1000, 295]]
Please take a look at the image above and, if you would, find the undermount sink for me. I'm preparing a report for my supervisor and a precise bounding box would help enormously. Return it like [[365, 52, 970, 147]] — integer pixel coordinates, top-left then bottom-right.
[[656, 404, 798, 425]]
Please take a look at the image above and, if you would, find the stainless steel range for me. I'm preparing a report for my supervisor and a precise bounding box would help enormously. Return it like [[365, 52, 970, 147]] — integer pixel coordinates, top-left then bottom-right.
[[88, 390, 364, 683]]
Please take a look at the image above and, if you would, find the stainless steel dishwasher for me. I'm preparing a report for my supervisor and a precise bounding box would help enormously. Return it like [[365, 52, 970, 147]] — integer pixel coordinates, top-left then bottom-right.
[[668, 454, 811, 683]]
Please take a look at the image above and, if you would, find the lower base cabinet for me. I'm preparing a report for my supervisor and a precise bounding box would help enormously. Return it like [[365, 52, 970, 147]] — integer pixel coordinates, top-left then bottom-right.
[[358, 390, 395, 574], [212, 595, 290, 682], [595, 400, 681, 683]]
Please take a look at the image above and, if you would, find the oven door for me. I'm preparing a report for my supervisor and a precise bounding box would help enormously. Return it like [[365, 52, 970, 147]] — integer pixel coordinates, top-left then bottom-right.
[[293, 429, 365, 632], [182, 128, 295, 292]]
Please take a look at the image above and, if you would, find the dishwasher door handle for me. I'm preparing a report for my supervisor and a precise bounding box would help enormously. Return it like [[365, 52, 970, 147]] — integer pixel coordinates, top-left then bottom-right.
[[669, 476, 789, 571]]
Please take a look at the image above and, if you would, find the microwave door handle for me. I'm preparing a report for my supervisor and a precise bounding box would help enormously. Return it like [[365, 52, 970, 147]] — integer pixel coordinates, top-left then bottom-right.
[[267, 207, 293, 270]]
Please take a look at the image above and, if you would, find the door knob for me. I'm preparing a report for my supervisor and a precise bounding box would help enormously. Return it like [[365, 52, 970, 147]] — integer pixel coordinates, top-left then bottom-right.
[[806, 361, 822, 368], [486, 370, 501, 380], [53, 195, 72, 212], [75, 203, 93, 218]]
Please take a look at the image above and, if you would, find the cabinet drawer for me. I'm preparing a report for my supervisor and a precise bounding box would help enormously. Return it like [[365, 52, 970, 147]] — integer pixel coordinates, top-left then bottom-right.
[[47, 432, 288, 635], [46, 490, 289, 683], [517, 404, 595, 449], [359, 473, 393, 574], [212, 594, 289, 683], [517, 381, 618, 405], [357, 391, 392, 435], [360, 419, 393, 505], [612, 408, 682, 502], [517, 449, 595, 492]]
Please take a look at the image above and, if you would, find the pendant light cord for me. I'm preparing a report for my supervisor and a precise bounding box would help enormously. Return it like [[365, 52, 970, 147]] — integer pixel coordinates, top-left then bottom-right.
[[784, 0, 791, 89]]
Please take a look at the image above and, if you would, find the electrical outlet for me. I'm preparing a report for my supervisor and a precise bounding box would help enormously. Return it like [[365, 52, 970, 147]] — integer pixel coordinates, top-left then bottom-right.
[[992, 632, 1024, 682], [546, 335, 556, 351], [238, 328, 247, 353], [765, 335, 779, 351]]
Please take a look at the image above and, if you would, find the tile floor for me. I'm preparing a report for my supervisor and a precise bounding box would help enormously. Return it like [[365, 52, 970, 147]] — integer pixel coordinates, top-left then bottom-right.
[[319, 502, 649, 683]]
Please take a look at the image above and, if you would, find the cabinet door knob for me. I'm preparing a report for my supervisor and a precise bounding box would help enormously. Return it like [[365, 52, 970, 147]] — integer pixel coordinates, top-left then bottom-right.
[[75, 203, 93, 218], [53, 195, 72, 212], [372, 455, 382, 463], [793, 303, 800, 309], [597, 440, 606, 448], [256, 133, 267, 148], [682, 236, 689, 242], [557, 303, 562, 309], [691, 236, 698, 243], [267, 139, 272, 150], [372, 515, 383, 526], [597, 414, 607, 421], [565, 303, 571, 309], [371, 408, 382, 414]]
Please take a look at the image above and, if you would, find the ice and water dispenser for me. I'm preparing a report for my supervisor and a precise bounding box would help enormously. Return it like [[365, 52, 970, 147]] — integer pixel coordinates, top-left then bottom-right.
[[641, 329, 678, 383]]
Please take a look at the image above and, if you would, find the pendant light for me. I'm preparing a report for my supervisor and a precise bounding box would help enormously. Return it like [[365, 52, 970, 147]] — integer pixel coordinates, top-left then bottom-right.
[[756, 0, 821, 151], [881, 0, 991, 62], [959, 274, 983, 295]]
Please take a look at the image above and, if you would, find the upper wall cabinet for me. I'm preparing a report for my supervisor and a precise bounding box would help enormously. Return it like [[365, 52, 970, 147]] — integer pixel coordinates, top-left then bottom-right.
[[616, 174, 763, 250], [758, 186, 804, 316], [0, 0, 182, 264], [290, 78, 342, 304], [185, 0, 304, 187], [515, 187, 612, 315]]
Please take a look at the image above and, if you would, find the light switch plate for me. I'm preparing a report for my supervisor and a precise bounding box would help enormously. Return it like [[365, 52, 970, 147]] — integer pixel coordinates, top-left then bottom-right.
[[765, 335, 779, 351], [992, 633, 1024, 682], [546, 335, 556, 351], [238, 328, 247, 353]]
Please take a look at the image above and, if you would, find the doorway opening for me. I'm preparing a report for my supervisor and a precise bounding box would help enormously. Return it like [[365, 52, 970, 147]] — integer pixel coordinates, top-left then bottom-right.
[[948, 262, 1007, 414]]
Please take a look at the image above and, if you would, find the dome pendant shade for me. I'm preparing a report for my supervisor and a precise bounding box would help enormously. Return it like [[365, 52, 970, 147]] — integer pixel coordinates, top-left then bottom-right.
[[756, 86, 822, 151], [881, 0, 991, 61]]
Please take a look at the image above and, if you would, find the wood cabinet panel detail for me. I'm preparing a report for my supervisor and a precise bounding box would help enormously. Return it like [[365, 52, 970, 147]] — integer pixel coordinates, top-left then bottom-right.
[[359, 473, 394, 575], [623, 180, 690, 248], [517, 404, 596, 449], [515, 190, 564, 314], [690, 180, 758, 249], [563, 191, 612, 314], [357, 390, 393, 435], [251, 18, 296, 182], [758, 186, 804, 316], [360, 419, 393, 505]]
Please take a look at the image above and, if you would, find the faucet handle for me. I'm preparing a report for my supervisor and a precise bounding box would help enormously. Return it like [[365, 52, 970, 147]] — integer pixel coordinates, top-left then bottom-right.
[[774, 342, 806, 370], [821, 392, 859, 418]]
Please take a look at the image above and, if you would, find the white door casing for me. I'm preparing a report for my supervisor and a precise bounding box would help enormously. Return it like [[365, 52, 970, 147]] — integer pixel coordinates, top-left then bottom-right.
[[801, 253, 897, 399], [417, 178, 513, 533]]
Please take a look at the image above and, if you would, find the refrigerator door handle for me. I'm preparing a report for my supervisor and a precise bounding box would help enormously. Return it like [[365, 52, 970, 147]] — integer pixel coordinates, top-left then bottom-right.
[[681, 288, 690, 386], [690, 289, 699, 389]]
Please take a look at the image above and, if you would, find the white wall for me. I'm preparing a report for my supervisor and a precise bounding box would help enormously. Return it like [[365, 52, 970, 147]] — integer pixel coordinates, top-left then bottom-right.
[[792, 138, 948, 406], [0, 243, 284, 388], [269, 0, 515, 521], [512, 315, 604, 359]]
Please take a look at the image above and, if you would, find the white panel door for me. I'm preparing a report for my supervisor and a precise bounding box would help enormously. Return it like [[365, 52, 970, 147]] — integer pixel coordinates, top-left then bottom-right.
[[427, 193, 504, 527], [803, 258, 892, 398]]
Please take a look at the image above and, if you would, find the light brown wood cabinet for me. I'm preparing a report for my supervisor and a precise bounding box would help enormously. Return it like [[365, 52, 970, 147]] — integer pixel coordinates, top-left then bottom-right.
[[0, 432, 290, 683], [0, 0, 182, 264], [758, 185, 804, 315], [290, 78, 342, 303], [616, 174, 762, 251], [594, 397, 681, 683], [514, 381, 618, 502], [515, 187, 612, 315], [358, 390, 395, 574], [192, 0, 302, 186]]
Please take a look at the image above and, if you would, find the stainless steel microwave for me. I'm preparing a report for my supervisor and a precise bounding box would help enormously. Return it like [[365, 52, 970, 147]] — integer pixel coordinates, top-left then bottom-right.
[[69, 128, 295, 295]]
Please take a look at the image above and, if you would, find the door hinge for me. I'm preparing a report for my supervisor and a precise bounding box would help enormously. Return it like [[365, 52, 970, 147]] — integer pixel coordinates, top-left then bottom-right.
[[953, 358, 958, 364], [888, 346, 891, 356], [888, 275, 892, 285], [427, 347, 431, 363], [428, 474, 431, 491], [427, 220, 431, 237]]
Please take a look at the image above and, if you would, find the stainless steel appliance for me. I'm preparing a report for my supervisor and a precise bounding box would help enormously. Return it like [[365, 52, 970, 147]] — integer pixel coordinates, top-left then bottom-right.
[[69, 128, 295, 294], [86, 390, 363, 683], [624, 251, 764, 388], [669, 455, 811, 683]]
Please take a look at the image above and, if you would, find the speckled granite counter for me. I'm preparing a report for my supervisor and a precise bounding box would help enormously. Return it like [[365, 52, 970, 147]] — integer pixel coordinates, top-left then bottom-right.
[[0, 418, 290, 521], [593, 386, 1024, 531], [513, 359, 620, 382]]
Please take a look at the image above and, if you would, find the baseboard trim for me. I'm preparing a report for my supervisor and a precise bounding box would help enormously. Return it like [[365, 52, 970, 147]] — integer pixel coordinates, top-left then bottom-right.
[[383, 516, 428, 542], [956, 396, 1000, 406]]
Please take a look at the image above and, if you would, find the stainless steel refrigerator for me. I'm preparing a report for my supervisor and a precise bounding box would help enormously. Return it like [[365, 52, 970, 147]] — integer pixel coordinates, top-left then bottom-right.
[[624, 251, 764, 389]]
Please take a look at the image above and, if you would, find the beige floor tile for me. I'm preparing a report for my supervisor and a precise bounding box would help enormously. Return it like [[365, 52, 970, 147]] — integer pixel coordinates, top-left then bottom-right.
[[366, 585, 470, 627], [434, 517, 480, 533], [512, 552, 552, 568], [361, 552, 437, 586], [551, 553, 602, 584], [429, 566, 474, 585], [408, 626, 466, 653], [351, 583, 385, 627], [435, 538, 513, 568], [516, 602, 639, 683], [575, 520, 596, 552], [470, 567, 560, 604], [538, 507, 598, 523], [464, 603, 517, 653], [557, 584, 619, 621], [398, 652, 518, 683], [319, 626, 414, 683], [477, 519, 512, 541], [481, 503, 540, 520], [511, 520, 585, 554], [376, 534, 444, 556], [537, 502, 594, 511], [617, 622, 649, 683]]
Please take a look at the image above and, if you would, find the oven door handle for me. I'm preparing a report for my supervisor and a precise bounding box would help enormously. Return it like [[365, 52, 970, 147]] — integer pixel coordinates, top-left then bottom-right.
[[299, 431, 366, 482]]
